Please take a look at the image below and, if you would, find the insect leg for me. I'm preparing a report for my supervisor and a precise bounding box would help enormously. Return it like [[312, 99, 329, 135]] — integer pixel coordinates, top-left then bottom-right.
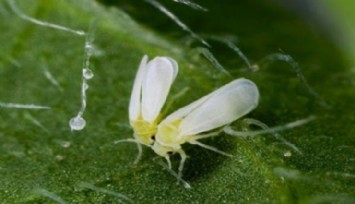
[[177, 149, 187, 181], [134, 142, 143, 164], [156, 157, 191, 189], [189, 140, 233, 157], [164, 156, 172, 169]]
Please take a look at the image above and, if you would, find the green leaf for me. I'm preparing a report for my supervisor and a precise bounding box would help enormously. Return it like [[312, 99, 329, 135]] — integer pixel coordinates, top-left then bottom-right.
[[1, 0, 354, 203]]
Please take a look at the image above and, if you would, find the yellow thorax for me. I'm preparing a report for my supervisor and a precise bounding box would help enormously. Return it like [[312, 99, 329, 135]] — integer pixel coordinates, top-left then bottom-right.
[[130, 117, 158, 145], [156, 119, 187, 147]]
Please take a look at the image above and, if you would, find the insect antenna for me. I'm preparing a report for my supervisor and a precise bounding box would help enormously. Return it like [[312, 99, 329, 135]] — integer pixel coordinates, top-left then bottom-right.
[[224, 116, 316, 154]]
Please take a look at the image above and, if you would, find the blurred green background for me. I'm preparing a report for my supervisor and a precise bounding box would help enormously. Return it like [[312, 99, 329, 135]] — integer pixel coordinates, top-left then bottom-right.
[[0, 0, 354, 203]]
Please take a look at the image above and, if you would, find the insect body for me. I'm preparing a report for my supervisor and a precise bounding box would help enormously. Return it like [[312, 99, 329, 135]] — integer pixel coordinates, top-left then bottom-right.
[[118, 55, 178, 163], [152, 78, 259, 179]]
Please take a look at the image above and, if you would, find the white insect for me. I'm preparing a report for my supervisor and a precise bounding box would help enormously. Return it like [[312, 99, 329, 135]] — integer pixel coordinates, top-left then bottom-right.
[[117, 55, 178, 163], [152, 78, 259, 179]]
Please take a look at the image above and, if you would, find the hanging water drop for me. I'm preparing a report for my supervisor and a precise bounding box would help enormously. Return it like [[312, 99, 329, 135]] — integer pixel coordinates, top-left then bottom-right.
[[83, 68, 94, 79], [83, 81, 89, 90], [85, 42, 96, 56], [69, 116, 86, 131], [85, 43, 92, 50]]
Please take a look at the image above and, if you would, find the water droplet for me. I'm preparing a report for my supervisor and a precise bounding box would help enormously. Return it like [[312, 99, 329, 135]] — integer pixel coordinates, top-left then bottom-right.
[[250, 64, 259, 72], [85, 43, 92, 50], [69, 116, 86, 131], [83, 68, 94, 79], [85, 43, 95, 56], [61, 141, 71, 148], [83, 82, 89, 90], [55, 155, 64, 161], [283, 151, 292, 157]]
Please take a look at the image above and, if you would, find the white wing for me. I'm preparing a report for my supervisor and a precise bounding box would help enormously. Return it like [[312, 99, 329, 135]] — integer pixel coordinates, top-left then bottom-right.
[[178, 78, 259, 136], [141, 57, 178, 123], [129, 55, 148, 121], [165, 57, 179, 79], [162, 89, 216, 124]]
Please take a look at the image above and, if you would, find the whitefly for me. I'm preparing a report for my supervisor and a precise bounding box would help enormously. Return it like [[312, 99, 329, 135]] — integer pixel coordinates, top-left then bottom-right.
[[116, 55, 178, 163], [152, 78, 260, 180]]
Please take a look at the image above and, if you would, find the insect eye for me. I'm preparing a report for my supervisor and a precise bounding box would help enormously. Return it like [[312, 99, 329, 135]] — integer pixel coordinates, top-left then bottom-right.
[[167, 151, 174, 155], [151, 135, 155, 141]]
